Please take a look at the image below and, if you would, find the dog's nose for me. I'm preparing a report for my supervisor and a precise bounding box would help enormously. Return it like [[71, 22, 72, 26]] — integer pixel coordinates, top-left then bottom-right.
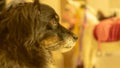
[[73, 35, 78, 40]]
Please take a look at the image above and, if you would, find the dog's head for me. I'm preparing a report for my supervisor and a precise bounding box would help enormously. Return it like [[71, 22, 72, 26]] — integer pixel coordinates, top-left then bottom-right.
[[0, 0, 78, 53], [39, 4, 78, 52]]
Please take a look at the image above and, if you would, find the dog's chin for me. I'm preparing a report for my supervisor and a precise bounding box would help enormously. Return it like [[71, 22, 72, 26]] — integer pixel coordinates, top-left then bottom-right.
[[60, 47, 73, 53], [59, 42, 76, 53]]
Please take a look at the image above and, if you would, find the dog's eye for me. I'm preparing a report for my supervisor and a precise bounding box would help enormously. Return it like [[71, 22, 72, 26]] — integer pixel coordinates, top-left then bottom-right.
[[46, 18, 58, 30], [51, 15, 59, 22], [46, 15, 59, 30], [50, 18, 58, 26], [55, 15, 59, 21]]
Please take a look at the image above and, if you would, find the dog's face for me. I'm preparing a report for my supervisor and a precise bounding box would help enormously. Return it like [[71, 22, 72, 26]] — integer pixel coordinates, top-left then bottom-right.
[[0, 1, 77, 53], [0, 1, 78, 67], [38, 4, 78, 52]]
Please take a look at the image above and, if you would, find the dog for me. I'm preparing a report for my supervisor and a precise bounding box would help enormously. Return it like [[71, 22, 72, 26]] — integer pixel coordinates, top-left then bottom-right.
[[0, 0, 78, 68]]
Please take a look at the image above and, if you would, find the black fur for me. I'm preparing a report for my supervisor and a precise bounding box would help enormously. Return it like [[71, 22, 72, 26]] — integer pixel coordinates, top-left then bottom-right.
[[0, 0, 5, 12]]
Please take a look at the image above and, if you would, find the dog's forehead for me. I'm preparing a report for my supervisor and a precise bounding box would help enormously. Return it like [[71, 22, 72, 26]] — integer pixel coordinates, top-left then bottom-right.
[[40, 4, 57, 16], [39, 4, 59, 22]]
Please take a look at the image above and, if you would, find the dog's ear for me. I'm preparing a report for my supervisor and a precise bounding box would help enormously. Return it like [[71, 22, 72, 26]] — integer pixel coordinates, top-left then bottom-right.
[[0, 0, 5, 12]]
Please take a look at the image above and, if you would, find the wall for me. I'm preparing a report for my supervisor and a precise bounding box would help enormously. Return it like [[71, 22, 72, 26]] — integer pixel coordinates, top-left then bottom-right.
[[87, 0, 110, 16], [87, 0, 120, 16]]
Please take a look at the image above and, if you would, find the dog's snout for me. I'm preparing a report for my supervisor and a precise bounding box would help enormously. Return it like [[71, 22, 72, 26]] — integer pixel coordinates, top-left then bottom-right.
[[73, 34, 78, 40]]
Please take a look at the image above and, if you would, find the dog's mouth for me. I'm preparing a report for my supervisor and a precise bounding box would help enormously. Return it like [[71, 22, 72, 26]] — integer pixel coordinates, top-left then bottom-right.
[[59, 37, 77, 52], [40, 35, 77, 52], [46, 40, 76, 53]]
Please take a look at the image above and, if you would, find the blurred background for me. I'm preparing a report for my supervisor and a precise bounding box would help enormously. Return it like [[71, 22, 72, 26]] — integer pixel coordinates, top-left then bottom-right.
[[40, 0, 120, 68], [4, 0, 120, 68]]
